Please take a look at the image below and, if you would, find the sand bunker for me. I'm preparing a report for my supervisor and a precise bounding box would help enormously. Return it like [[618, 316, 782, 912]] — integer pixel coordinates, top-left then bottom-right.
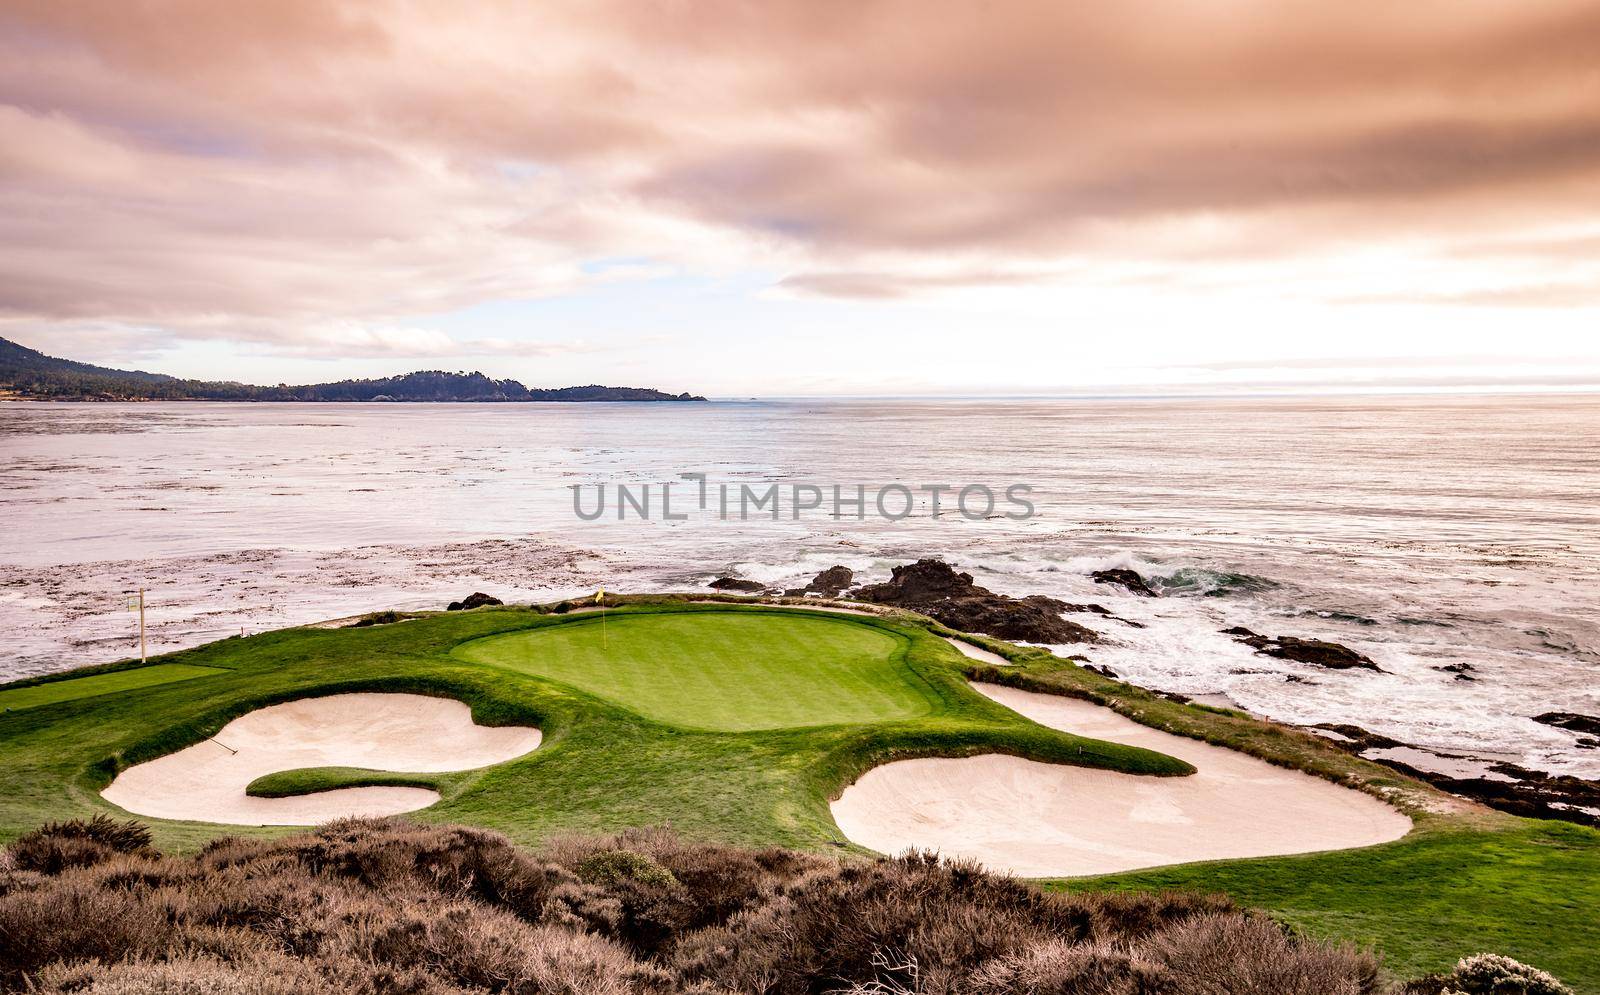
[[832, 684, 1410, 877], [102, 693, 540, 826], [941, 636, 1013, 666]]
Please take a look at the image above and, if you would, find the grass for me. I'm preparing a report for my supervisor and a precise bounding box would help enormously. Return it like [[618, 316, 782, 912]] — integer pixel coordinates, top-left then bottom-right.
[[1061, 820, 1600, 991], [0, 663, 225, 713], [453, 612, 934, 731], [245, 767, 449, 798], [0, 597, 1594, 992]]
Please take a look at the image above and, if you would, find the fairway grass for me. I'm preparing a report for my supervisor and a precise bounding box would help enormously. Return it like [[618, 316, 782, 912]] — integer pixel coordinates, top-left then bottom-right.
[[0, 662, 224, 713], [453, 612, 933, 731]]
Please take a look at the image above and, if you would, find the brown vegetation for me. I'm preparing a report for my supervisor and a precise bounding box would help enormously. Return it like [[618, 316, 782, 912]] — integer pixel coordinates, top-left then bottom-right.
[[2, 817, 1392, 994]]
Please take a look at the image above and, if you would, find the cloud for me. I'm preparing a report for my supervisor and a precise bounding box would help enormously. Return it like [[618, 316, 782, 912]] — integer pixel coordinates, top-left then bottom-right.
[[3, 0, 1600, 365]]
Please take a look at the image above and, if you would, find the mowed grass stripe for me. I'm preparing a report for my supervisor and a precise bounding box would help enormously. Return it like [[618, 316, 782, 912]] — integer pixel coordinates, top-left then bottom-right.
[[452, 612, 932, 731], [0, 664, 226, 713]]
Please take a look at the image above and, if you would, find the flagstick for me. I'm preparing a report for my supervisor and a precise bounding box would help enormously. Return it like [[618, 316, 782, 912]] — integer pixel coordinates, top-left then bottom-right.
[[138, 588, 146, 664]]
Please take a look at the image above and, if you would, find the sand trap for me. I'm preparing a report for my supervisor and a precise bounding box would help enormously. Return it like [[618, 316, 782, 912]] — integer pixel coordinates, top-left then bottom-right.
[[832, 684, 1410, 877], [102, 693, 540, 826], [941, 636, 1014, 666]]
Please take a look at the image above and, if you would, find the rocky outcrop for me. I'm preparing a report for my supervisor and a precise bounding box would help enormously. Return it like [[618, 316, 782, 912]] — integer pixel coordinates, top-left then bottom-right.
[[1535, 712, 1600, 737], [1090, 568, 1158, 597], [708, 577, 766, 593], [1223, 626, 1380, 671], [784, 566, 854, 597], [1434, 662, 1477, 681], [853, 559, 1099, 644], [446, 592, 503, 611], [1312, 723, 1600, 829]]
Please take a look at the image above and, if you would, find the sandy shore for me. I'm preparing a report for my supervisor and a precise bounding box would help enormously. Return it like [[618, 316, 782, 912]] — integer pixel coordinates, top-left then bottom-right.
[[102, 693, 540, 826], [831, 683, 1410, 876]]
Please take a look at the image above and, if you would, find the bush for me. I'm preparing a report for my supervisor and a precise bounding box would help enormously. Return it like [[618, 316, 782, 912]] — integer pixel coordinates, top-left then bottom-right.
[[0, 816, 1421, 995], [577, 849, 680, 888], [1407, 953, 1574, 995], [7, 814, 153, 873]]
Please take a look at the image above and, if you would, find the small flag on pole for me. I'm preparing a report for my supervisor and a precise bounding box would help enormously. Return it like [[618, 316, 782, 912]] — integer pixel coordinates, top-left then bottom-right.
[[595, 588, 604, 603]]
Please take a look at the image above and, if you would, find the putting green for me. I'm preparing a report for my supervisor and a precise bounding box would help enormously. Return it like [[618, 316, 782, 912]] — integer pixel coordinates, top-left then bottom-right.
[[0, 663, 225, 713], [453, 611, 934, 731]]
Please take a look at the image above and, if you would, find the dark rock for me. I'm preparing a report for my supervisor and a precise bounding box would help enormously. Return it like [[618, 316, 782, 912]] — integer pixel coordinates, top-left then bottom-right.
[[347, 610, 403, 628], [1084, 663, 1120, 679], [1223, 627, 1381, 671], [1090, 568, 1159, 597], [1311, 723, 1403, 751], [1313, 725, 1600, 829], [708, 577, 765, 593], [1535, 712, 1600, 738], [446, 592, 503, 611], [854, 558, 1099, 644], [783, 565, 855, 598], [1434, 662, 1477, 682]]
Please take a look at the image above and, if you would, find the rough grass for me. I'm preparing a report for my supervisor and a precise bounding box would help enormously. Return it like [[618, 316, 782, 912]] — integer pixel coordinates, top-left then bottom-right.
[[1059, 819, 1600, 993], [0, 817, 1395, 995], [453, 612, 935, 731], [0, 663, 225, 713]]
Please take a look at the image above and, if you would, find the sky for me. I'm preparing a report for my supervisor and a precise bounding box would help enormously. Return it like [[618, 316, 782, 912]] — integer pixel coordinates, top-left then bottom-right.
[[3, 0, 1600, 397]]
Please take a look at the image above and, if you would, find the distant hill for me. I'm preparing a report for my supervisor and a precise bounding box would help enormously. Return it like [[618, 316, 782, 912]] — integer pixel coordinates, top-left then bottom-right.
[[0, 337, 706, 402]]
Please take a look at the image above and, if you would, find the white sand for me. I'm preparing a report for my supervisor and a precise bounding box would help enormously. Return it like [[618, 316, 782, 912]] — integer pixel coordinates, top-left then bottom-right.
[[941, 635, 1014, 666], [831, 683, 1410, 877], [102, 693, 541, 826]]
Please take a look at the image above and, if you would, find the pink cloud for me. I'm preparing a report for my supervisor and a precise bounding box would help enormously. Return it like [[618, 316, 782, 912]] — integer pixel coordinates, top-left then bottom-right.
[[3, 0, 1600, 357]]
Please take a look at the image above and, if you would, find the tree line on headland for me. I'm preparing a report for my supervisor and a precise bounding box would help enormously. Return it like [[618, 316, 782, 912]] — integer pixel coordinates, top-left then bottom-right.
[[0, 336, 705, 402]]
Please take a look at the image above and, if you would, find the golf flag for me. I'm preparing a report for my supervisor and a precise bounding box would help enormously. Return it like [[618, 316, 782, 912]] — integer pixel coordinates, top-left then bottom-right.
[[595, 588, 604, 603]]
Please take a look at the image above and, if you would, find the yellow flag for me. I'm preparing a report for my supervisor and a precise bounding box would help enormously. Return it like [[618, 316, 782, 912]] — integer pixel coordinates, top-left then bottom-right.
[[595, 588, 604, 603]]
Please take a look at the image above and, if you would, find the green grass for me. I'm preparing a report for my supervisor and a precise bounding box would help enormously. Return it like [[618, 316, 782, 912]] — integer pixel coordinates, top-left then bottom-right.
[[0, 597, 1594, 992], [247, 767, 447, 798], [453, 612, 933, 731], [0, 663, 225, 712], [1061, 820, 1600, 992]]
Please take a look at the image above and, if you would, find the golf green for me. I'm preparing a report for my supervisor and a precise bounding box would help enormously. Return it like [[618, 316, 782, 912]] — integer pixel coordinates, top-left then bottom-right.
[[452, 611, 935, 731]]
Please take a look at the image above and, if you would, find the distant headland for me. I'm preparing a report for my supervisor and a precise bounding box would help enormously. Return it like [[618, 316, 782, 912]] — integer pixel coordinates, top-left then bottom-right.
[[0, 336, 706, 402]]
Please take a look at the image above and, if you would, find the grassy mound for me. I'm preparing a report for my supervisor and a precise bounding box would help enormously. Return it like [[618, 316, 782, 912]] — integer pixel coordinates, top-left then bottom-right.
[[0, 817, 1395, 995], [454, 612, 933, 731]]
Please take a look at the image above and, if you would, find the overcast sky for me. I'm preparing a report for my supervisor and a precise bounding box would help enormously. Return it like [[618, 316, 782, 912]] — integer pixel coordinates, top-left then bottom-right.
[[4, 0, 1600, 396]]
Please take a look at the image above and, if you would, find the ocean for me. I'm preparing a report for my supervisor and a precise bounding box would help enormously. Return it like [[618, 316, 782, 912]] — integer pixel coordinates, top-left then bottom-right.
[[2, 394, 1596, 778]]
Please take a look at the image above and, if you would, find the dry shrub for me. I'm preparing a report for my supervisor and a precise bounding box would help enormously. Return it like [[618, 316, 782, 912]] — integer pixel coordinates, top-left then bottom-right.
[[964, 940, 1167, 995], [0, 817, 1440, 995], [1144, 912, 1382, 995], [672, 850, 1237, 994], [1405, 953, 1574, 995], [9, 814, 154, 873]]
